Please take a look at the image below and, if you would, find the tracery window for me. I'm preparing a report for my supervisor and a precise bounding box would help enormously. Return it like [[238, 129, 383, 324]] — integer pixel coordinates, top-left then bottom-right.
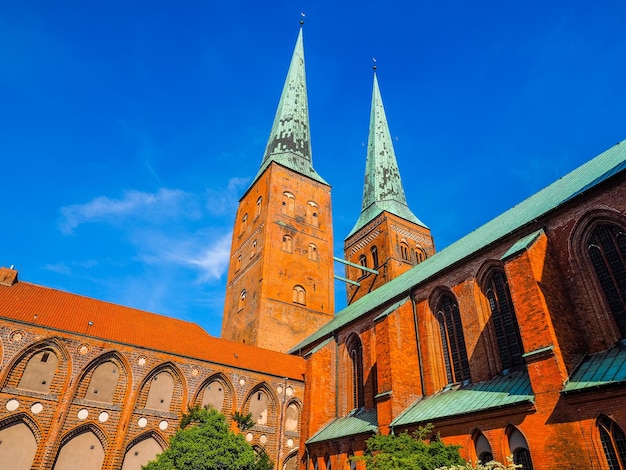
[[598, 415, 626, 469], [282, 235, 293, 253], [415, 246, 426, 264], [282, 192, 295, 217], [508, 427, 534, 470], [473, 431, 493, 464], [484, 270, 524, 369], [436, 294, 470, 384], [346, 334, 364, 410], [371, 245, 379, 268], [587, 224, 626, 338], [293, 285, 306, 305]]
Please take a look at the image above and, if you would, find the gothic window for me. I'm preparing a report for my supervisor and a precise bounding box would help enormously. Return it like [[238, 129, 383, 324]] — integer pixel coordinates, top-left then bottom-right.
[[285, 402, 299, 432], [436, 294, 470, 384], [282, 235, 293, 253], [145, 372, 174, 411], [415, 246, 427, 264], [400, 241, 410, 262], [508, 427, 534, 470], [121, 436, 163, 470], [240, 213, 248, 235], [0, 421, 37, 470], [308, 243, 318, 261], [255, 196, 262, 218], [371, 245, 379, 268], [587, 224, 626, 338], [293, 285, 306, 305], [85, 361, 120, 403], [473, 431, 493, 464], [346, 334, 364, 410], [18, 350, 58, 394], [598, 415, 626, 469], [237, 255, 242, 271], [251, 240, 257, 258], [249, 390, 269, 425], [282, 192, 295, 217], [484, 270, 524, 370], [202, 379, 226, 411], [359, 255, 368, 277], [325, 454, 332, 470], [283, 452, 299, 470], [307, 201, 319, 227], [53, 429, 105, 470], [238, 290, 246, 311]]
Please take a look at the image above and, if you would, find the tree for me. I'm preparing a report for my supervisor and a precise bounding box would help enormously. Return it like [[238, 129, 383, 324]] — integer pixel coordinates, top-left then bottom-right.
[[143, 407, 271, 470], [233, 411, 256, 431], [354, 424, 464, 470], [435, 457, 520, 470]]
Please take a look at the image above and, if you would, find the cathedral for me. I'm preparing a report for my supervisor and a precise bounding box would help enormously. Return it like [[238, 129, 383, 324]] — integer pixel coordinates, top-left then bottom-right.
[[1, 24, 626, 470]]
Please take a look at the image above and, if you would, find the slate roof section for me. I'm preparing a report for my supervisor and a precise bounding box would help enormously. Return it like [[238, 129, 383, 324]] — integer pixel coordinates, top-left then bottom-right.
[[391, 369, 534, 427], [306, 408, 378, 444], [0, 275, 305, 380], [250, 27, 327, 188], [563, 343, 626, 394], [347, 73, 425, 238], [290, 140, 626, 354]]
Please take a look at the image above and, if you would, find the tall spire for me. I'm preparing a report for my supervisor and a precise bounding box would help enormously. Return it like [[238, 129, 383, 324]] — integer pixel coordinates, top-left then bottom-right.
[[250, 26, 327, 186], [347, 71, 425, 238]]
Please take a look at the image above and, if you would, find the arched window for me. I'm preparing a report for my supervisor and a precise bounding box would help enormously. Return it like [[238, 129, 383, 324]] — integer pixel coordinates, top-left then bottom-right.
[[587, 224, 626, 338], [249, 390, 270, 425], [415, 246, 427, 264], [359, 255, 368, 277], [308, 243, 318, 261], [400, 241, 410, 262], [325, 454, 332, 470], [307, 201, 319, 227], [237, 255, 242, 271], [121, 436, 163, 470], [145, 372, 174, 411], [598, 415, 626, 469], [251, 239, 257, 258], [18, 350, 59, 394], [238, 290, 246, 311], [53, 429, 105, 470], [85, 361, 120, 403], [255, 196, 262, 218], [0, 420, 37, 470], [473, 431, 493, 464], [282, 192, 295, 217], [346, 335, 364, 410], [484, 270, 524, 370], [283, 452, 299, 470], [285, 402, 299, 432], [293, 286, 306, 305], [202, 380, 226, 412], [240, 213, 248, 235], [282, 235, 293, 253], [371, 245, 379, 268], [436, 294, 470, 384], [508, 427, 534, 470]]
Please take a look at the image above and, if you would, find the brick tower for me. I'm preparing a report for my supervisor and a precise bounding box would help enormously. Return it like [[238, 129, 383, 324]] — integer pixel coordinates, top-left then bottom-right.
[[221, 26, 335, 353], [344, 71, 434, 304]]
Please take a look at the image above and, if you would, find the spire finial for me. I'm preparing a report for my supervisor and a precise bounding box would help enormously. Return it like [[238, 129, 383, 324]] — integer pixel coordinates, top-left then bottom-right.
[[300, 11, 305, 25], [372, 57, 377, 71]]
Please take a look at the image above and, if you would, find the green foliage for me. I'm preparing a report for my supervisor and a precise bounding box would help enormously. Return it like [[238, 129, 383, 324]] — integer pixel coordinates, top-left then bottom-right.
[[435, 456, 520, 470], [354, 424, 464, 470], [255, 450, 274, 470], [143, 407, 263, 470], [233, 410, 256, 431]]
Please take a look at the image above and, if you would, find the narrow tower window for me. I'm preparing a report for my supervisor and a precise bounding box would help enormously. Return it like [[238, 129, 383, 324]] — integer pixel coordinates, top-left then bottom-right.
[[436, 294, 470, 384], [308, 243, 318, 261], [255, 196, 262, 218], [400, 241, 410, 262], [282, 235, 293, 253], [346, 334, 364, 410], [238, 290, 246, 311], [415, 246, 426, 264], [359, 255, 368, 277], [306, 201, 320, 227], [371, 245, 379, 268]]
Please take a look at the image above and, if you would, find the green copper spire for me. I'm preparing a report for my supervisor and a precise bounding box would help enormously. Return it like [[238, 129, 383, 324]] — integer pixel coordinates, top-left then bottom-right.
[[347, 72, 425, 238], [251, 27, 327, 186]]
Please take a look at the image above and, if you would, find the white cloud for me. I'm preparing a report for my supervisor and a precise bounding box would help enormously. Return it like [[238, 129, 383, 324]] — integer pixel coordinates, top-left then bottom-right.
[[58, 188, 191, 234], [205, 176, 250, 216]]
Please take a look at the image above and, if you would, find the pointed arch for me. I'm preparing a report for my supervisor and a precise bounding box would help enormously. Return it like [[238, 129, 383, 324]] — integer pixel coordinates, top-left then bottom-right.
[[471, 429, 493, 464], [506, 425, 534, 470], [283, 450, 299, 470], [193, 372, 236, 414], [282, 192, 295, 217], [345, 333, 364, 410], [2, 338, 71, 396], [76, 351, 130, 404], [415, 245, 427, 264], [282, 234, 294, 253], [243, 383, 278, 427], [284, 398, 302, 433], [137, 363, 187, 413], [597, 414, 626, 470], [0, 413, 41, 470], [308, 243, 318, 261], [121, 431, 166, 470], [53, 423, 107, 470], [307, 201, 320, 227], [399, 239, 410, 262], [371, 245, 379, 268]]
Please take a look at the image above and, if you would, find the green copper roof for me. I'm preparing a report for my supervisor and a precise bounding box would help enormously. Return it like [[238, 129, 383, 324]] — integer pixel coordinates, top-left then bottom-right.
[[290, 140, 626, 354], [306, 408, 378, 444], [347, 73, 425, 238], [250, 28, 327, 187], [391, 369, 534, 427], [563, 343, 626, 394]]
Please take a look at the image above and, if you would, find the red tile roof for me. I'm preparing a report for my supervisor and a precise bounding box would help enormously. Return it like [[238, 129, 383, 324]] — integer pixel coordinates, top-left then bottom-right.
[[0, 269, 304, 380]]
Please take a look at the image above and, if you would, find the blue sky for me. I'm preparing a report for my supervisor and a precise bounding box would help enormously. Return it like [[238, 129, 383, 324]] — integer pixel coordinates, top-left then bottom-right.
[[2, 1, 625, 337]]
